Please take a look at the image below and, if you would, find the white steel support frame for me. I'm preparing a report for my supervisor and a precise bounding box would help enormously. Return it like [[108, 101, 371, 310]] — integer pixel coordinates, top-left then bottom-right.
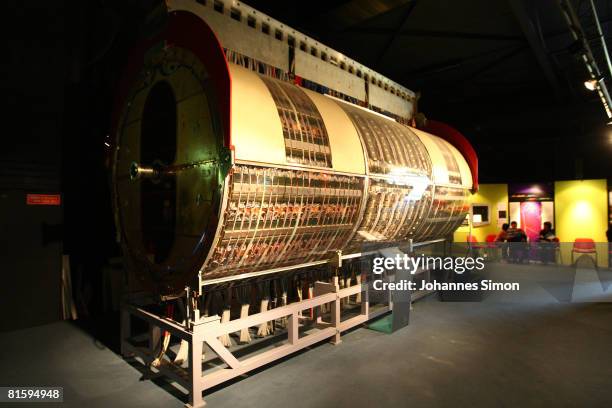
[[120, 239, 445, 407], [121, 276, 389, 408]]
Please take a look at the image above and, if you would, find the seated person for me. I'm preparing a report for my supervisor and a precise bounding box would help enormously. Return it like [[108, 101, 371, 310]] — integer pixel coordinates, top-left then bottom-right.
[[507, 221, 527, 242], [496, 223, 510, 260], [507, 221, 527, 263], [496, 223, 509, 242], [538, 221, 557, 264], [538, 221, 556, 242]]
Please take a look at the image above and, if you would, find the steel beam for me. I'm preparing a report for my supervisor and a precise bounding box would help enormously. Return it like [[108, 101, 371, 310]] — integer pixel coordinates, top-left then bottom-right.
[[345, 27, 525, 42], [557, 0, 612, 118], [376, 1, 418, 66], [509, 0, 562, 97]]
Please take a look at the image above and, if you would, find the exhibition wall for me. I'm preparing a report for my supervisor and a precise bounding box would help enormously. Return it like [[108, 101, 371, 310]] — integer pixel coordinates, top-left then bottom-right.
[[554, 179, 608, 267], [453, 184, 508, 242], [454, 179, 609, 267]]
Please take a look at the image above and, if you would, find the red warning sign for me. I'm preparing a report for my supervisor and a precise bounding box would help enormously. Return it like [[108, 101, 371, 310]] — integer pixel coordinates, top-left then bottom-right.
[[26, 194, 61, 206]]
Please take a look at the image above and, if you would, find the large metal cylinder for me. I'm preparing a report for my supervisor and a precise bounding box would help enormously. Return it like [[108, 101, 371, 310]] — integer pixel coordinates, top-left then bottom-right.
[[111, 11, 474, 296]]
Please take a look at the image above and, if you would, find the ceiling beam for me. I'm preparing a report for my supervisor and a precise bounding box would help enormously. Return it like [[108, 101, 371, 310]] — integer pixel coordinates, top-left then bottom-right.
[[376, 1, 418, 66], [345, 27, 525, 42], [459, 46, 527, 83], [543, 16, 612, 41], [397, 44, 522, 81], [401, 47, 526, 97], [508, 0, 562, 97], [336, 0, 416, 33]]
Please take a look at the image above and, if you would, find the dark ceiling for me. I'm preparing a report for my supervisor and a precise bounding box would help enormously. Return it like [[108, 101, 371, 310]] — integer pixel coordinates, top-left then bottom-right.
[[245, 0, 612, 182], [3, 0, 611, 192]]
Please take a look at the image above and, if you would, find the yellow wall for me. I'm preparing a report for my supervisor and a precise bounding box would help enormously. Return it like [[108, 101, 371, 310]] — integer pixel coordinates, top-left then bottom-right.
[[555, 179, 608, 267], [454, 184, 508, 243]]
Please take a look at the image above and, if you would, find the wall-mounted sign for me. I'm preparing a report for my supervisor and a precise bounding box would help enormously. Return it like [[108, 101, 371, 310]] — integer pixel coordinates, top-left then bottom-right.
[[26, 194, 61, 206], [471, 203, 490, 226], [509, 183, 554, 202]]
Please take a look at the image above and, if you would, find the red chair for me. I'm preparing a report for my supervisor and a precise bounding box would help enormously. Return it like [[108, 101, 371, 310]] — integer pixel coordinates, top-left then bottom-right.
[[485, 234, 497, 247], [571, 238, 597, 266], [467, 235, 487, 257], [467, 235, 487, 248], [482, 234, 498, 260]]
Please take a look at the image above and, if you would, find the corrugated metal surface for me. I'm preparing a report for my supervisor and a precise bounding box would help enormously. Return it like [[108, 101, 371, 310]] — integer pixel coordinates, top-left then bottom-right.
[[172, 0, 289, 71], [294, 49, 367, 101], [168, 0, 416, 121], [369, 84, 414, 119]]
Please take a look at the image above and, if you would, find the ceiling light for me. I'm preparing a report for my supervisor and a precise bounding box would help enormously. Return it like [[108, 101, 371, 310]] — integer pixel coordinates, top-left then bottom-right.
[[584, 77, 602, 91]]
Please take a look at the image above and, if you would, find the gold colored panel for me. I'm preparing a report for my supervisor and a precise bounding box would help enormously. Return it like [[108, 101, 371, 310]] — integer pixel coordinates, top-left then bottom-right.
[[303, 91, 366, 175], [412, 127, 472, 189], [446, 142, 474, 190], [229, 64, 286, 165], [260, 76, 333, 167], [411, 128, 450, 185], [418, 186, 469, 240], [176, 93, 215, 162], [203, 165, 364, 279], [175, 94, 218, 237], [354, 178, 432, 243], [335, 101, 431, 176]]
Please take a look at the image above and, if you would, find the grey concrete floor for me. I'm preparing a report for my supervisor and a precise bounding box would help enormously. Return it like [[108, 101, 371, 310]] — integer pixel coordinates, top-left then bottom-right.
[[1, 264, 612, 408]]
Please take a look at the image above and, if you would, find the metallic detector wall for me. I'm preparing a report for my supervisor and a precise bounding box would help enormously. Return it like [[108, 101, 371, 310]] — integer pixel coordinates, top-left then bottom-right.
[[111, 12, 473, 294]]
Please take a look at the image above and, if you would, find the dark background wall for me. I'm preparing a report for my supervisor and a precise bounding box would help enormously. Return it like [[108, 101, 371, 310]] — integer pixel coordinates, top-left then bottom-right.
[[2, 1, 67, 330], [1, 1, 132, 331]]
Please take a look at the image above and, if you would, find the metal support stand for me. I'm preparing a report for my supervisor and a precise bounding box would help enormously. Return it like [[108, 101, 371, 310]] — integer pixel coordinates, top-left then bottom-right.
[[120, 273, 387, 407], [120, 241, 445, 406]]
